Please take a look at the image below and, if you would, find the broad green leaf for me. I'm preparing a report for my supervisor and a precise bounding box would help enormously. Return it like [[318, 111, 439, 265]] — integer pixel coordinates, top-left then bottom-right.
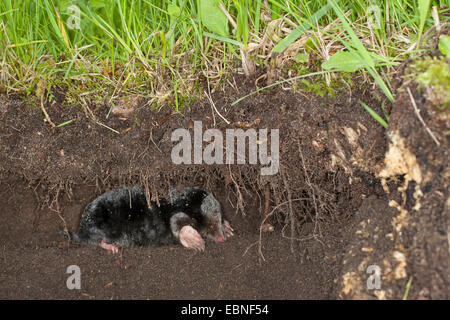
[[438, 35, 450, 58], [199, 0, 228, 37], [322, 51, 364, 72], [167, 4, 181, 17], [327, 0, 393, 102], [328, 0, 374, 68]]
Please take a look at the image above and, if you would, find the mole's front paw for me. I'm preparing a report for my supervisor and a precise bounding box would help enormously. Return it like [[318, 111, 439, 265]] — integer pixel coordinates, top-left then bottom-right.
[[99, 238, 119, 254], [179, 226, 205, 251], [223, 220, 234, 238]]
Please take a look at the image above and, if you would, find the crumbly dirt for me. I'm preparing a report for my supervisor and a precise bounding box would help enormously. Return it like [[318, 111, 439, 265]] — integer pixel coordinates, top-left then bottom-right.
[[0, 68, 447, 299], [336, 79, 449, 299]]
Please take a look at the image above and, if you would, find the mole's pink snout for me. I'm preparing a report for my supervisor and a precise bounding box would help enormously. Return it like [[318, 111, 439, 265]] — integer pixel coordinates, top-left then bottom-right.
[[216, 233, 226, 243]]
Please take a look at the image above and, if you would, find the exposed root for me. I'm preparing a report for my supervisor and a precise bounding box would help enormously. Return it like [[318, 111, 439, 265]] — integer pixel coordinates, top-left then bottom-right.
[[280, 166, 296, 253], [299, 145, 321, 238], [263, 183, 270, 219], [36, 80, 55, 130], [258, 198, 310, 261], [406, 87, 440, 146], [228, 164, 245, 216]]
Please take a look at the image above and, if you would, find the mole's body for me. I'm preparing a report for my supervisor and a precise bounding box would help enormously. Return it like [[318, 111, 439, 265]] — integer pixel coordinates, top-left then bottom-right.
[[65, 186, 233, 253]]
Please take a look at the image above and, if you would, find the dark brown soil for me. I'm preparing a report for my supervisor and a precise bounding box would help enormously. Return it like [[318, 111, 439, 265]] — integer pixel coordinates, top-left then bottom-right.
[[0, 70, 447, 300], [336, 80, 449, 299]]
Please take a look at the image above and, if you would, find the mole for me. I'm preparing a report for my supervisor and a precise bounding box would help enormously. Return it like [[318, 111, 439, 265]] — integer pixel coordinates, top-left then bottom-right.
[[62, 185, 233, 253]]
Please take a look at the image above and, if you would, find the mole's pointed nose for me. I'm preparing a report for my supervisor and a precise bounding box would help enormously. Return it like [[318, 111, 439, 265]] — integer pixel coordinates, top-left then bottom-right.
[[215, 231, 226, 243]]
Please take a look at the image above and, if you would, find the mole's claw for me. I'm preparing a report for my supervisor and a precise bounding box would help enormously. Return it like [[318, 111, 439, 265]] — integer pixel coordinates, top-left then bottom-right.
[[223, 220, 234, 238], [224, 220, 232, 228]]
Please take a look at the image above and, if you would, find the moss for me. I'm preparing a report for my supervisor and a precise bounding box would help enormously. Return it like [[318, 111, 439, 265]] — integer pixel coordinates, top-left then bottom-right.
[[412, 56, 449, 110], [286, 59, 353, 98]]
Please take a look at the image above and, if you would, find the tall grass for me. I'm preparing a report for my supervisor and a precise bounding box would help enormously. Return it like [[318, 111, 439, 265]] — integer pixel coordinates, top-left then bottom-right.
[[0, 0, 446, 102]]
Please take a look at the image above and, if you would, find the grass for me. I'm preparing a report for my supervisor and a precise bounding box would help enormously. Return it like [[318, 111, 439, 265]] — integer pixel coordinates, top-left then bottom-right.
[[0, 0, 448, 113], [360, 101, 388, 129], [403, 276, 413, 300]]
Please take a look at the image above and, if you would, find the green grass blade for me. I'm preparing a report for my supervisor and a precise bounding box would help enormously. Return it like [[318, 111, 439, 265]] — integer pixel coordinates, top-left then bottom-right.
[[417, 0, 431, 46], [203, 32, 243, 47], [272, 3, 332, 53], [403, 277, 413, 300], [6, 40, 48, 48], [327, 0, 393, 102], [56, 118, 75, 128], [360, 101, 388, 129]]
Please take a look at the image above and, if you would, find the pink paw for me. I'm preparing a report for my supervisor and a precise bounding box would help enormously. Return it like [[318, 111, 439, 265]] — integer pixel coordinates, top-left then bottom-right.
[[179, 226, 205, 251], [223, 220, 234, 238], [100, 238, 119, 254]]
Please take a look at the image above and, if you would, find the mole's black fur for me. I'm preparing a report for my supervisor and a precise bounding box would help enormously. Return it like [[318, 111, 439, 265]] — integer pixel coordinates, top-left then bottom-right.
[[63, 186, 231, 250]]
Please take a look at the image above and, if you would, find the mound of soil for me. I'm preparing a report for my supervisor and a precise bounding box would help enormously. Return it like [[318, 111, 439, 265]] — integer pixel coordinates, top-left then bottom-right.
[[336, 80, 449, 299], [0, 70, 447, 299]]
